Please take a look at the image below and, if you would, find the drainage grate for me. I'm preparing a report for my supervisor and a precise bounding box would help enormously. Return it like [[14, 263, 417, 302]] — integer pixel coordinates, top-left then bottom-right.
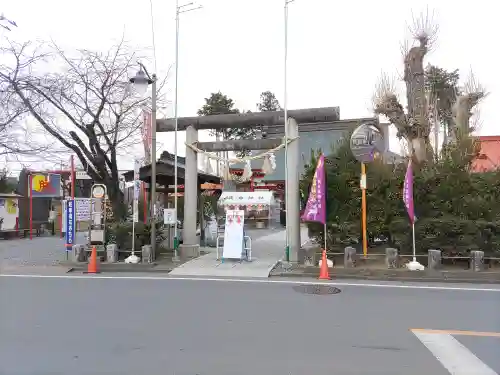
[[292, 284, 341, 295]]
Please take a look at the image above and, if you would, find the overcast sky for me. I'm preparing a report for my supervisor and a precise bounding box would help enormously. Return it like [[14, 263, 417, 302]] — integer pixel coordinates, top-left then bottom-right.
[[2, 0, 498, 173]]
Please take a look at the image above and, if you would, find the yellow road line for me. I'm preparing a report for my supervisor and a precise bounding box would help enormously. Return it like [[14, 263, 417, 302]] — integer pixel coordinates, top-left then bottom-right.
[[411, 328, 500, 338]]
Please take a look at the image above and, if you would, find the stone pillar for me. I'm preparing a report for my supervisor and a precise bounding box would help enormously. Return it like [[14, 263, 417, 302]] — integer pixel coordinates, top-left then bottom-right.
[[385, 248, 398, 269], [298, 244, 317, 266], [106, 244, 118, 263], [180, 125, 200, 258], [72, 244, 86, 262], [286, 117, 301, 262], [141, 244, 152, 263], [470, 250, 485, 272], [344, 246, 357, 268], [428, 249, 442, 270]]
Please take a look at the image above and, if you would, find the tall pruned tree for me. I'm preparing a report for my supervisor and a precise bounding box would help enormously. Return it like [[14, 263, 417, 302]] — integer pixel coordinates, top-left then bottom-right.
[[425, 65, 460, 147], [257, 91, 281, 112], [198, 91, 256, 157], [373, 10, 486, 163], [0, 39, 164, 218]]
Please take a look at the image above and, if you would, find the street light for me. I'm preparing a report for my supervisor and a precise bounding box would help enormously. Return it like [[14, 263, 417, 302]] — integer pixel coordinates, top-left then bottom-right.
[[130, 62, 157, 260], [284, 0, 295, 262], [131, 69, 153, 96], [173, 1, 202, 259]]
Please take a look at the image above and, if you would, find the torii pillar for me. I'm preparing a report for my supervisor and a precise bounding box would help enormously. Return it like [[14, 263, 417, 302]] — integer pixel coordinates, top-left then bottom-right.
[[286, 118, 301, 262], [179, 125, 200, 258]]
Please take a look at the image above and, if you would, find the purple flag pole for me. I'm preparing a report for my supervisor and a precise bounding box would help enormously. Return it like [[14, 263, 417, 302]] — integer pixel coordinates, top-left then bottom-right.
[[403, 159, 423, 270], [301, 154, 327, 249], [403, 159, 414, 224], [403, 159, 415, 261]]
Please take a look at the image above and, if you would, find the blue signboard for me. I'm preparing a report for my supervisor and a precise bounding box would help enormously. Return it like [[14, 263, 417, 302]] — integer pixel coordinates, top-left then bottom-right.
[[65, 199, 76, 251]]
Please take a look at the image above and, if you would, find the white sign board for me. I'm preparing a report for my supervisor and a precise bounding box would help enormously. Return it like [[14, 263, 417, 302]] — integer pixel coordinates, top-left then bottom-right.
[[63, 199, 93, 229], [218, 191, 274, 206], [222, 210, 245, 260], [75, 198, 91, 221], [163, 208, 176, 225], [75, 171, 91, 180]]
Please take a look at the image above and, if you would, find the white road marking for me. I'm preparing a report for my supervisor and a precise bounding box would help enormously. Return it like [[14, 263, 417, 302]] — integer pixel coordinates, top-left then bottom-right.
[[0, 273, 500, 292], [413, 330, 498, 375]]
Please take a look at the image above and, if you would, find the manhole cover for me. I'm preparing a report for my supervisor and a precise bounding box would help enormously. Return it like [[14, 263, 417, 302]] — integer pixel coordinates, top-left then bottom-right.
[[292, 284, 341, 295]]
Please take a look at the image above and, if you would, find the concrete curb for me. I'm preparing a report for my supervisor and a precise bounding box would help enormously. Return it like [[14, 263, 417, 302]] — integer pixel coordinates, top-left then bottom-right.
[[65, 263, 173, 273], [270, 270, 500, 284]]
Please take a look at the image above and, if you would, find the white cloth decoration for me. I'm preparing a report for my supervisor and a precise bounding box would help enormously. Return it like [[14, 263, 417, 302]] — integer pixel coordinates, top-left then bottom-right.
[[269, 153, 276, 170], [242, 160, 252, 180], [262, 155, 273, 175], [223, 162, 231, 180], [205, 154, 214, 174]]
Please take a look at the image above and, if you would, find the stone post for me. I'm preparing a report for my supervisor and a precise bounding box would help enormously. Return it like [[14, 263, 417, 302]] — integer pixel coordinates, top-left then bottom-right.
[[470, 250, 485, 272], [141, 244, 152, 263], [427, 249, 442, 270], [106, 244, 118, 263], [298, 244, 317, 266], [385, 248, 398, 269], [286, 117, 301, 262], [180, 125, 200, 258], [344, 246, 357, 268], [72, 244, 86, 262]]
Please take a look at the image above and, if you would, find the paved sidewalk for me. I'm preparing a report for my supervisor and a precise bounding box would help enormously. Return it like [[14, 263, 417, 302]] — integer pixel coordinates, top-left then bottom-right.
[[0, 233, 86, 273], [169, 227, 309, 278]]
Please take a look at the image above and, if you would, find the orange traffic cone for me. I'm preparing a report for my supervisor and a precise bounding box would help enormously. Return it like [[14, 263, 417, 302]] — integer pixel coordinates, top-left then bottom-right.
[[85, 246, 100, 274], [318, 249, 331, 280]]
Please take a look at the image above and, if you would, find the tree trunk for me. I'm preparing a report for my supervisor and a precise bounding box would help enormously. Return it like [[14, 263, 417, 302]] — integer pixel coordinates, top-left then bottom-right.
[[409, 137, 430, 163], [404, 43, 432, 163], [107, 180, 125, 221]]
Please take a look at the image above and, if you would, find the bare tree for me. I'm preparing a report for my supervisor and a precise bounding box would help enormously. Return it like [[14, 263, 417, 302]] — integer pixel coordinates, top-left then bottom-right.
[[0, 38, 165, 218], [0, 53, 47, 157], [373, 9, 485, 163]]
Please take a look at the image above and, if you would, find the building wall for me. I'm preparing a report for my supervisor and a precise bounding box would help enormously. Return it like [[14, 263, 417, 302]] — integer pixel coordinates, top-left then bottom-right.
[[472, 136, 500, 172], [231, 119, 389, 181]]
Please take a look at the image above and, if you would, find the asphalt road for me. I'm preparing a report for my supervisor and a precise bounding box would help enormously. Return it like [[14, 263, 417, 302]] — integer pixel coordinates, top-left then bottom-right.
[[1, 275, 499, 375]]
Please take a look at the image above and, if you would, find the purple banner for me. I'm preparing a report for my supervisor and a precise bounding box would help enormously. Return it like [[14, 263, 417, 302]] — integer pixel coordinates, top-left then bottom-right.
[[403, 159, 415, 224], [301, 154, 326, 224]]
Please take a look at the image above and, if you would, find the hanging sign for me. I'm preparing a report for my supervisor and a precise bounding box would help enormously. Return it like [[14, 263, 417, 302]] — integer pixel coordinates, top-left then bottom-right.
[[30, 173, 62, 198], [218, 192, 273, 206], [75, 171, 91, 180], [65, 199, 76, 251]]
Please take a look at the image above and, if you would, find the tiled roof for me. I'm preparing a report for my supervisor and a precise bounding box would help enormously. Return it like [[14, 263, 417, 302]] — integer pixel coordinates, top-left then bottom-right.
[[471, 136, 500, 172], [159, 150, 185, 165]]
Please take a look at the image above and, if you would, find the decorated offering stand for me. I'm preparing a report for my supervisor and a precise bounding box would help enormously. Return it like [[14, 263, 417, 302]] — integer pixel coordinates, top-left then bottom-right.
[[217, 191, 278, 229]]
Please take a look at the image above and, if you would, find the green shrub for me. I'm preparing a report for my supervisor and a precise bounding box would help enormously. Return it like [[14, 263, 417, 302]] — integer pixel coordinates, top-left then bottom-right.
[[106, 221, 166, 251], [302, 136, 500, 255], [389, 217, 500, 254]]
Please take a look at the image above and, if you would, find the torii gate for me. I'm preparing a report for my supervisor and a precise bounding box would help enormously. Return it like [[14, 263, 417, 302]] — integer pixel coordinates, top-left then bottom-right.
[[156, 107, 340, 261]]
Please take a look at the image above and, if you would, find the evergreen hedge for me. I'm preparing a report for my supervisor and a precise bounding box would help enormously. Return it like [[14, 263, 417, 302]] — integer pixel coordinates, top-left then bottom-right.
[[302, 137, 500, 255]]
